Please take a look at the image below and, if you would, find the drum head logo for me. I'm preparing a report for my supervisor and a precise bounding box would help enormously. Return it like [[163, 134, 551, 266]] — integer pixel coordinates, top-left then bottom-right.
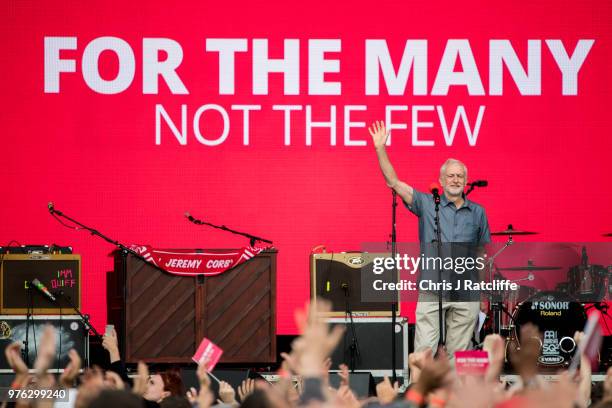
[[539, 355, 564, 365], [539, 330, 565, 365], [531, 301, 570, 311]]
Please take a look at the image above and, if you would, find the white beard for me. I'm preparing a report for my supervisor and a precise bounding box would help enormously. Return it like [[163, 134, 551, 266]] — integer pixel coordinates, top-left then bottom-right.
[[445, 186, 464, 197]]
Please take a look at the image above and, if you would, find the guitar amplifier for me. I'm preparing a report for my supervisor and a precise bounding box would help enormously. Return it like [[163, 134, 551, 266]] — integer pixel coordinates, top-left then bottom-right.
[[0, 254, 81, 314], [310, 252, 399, 316], [0, 315, 89, 372]]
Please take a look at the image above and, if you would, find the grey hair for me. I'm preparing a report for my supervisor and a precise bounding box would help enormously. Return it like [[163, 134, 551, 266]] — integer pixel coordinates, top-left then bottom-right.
[[440, 158, 468, 180]]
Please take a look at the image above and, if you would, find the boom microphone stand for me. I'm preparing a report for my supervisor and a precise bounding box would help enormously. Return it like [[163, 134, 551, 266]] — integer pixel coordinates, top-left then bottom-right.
[[47, 203, 172, 346], [185, 212, 273, 246], [56, 290, 101, 353], [48, 203, 169, 277], [465, 180, 488, 197]]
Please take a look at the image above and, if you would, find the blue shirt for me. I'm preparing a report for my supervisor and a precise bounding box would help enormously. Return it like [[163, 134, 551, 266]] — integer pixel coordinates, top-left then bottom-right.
[[404, 189, 491, 294], [404, 189, 491, 245]]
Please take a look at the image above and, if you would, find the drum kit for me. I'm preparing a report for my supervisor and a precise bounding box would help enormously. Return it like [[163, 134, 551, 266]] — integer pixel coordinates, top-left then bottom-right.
[[483, 225, 612, 370]]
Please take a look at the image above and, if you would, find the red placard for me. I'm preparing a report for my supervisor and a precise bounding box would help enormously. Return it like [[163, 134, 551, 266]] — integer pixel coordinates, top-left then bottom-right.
[[454, 350, 489, 376], [192, 337, 224, 371]]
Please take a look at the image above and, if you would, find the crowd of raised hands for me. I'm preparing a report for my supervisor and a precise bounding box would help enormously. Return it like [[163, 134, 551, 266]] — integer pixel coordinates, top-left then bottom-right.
[[3, 299, 612, 408]]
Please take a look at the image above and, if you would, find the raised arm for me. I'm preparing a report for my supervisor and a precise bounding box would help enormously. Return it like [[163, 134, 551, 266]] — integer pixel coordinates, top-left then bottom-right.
[[368, 120, 414, 205]]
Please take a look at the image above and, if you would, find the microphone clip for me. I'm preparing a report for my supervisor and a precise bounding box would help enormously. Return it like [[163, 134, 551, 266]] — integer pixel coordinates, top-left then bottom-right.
[[431, 189, 441, 205]]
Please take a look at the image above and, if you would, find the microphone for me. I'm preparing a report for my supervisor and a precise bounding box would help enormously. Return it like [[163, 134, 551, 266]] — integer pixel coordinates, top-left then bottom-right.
[[47, 202, 55, 213], [468, 180, 488, 187], [429, 183, 441, 203], [184, 212, 195, 222], [30, 278, 56, 302]]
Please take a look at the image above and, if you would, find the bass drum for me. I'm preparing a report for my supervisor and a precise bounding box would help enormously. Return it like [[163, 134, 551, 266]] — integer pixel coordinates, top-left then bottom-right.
[[507, 291, 586, 370]]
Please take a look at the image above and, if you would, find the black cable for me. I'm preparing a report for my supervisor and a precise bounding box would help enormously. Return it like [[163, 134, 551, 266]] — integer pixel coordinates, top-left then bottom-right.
[[31, 290, 37, 359], [57, 303, 63, 373], [346, 307, 360, 371], [50, 212, 81, 230]]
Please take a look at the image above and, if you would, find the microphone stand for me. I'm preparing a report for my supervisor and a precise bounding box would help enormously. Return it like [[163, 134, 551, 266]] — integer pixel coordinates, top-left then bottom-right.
[[343, 284, 360, 372], [185, 213, 273, 247], [433, 191, 445, 348], [54, 290, 97, 367], [390, 190, 398, 383], [465, 181, 487, 197], [465, 184, 476, 197], [48, 205, 170, 275], [48, 204, 172, 355], [56, 290, 102, 344], [23, 286, 34, 366]]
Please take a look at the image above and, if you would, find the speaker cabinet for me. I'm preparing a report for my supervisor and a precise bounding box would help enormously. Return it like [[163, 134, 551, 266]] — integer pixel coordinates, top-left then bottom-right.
[[327, 317, 408, 383]]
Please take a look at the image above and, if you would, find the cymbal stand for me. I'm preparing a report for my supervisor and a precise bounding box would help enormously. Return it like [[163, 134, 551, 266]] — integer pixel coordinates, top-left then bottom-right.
[[487, 235, 513, 334]]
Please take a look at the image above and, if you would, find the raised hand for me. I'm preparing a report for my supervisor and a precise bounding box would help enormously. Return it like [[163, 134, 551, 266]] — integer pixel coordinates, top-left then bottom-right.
[[375, 376, 399, 405], [280, 351, 298, 374], [292, 299, 345, 377], [60, 349, 82, 388], [604, 366, 612, 401], [31, 325, 59, 392], [322, 357, 332, 384], [196, 356, 211, 384], [102, 327, 120, 363], [75, 367, 105, 408], [509, 324, 541, 382], [335, 384, 360, 408], [218, 380, 238, 405], [132, 361, 149, 396], [104, 370, 125, 390], [413, 355, 451, 396], [411, 348, 433, 370], [338, 363, 350, 387], [5, 341, 28, 377], [198, 385, 214, 408], [238, 378, 256, 402], [186, 387, 198, 404], [34, 325, 56, 375], [483, 334, 505, 383], [368, 120, 389, 150]]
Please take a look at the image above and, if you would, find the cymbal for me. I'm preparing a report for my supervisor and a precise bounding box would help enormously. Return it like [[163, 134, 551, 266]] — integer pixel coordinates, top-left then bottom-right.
[[491, 229, 538, 236], [498, 265, 562, 271], [491, 224, 538, 236]]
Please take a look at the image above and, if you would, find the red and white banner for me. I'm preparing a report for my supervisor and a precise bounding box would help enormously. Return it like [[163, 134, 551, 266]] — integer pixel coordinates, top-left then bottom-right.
[[131, 245, 270, 276]]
